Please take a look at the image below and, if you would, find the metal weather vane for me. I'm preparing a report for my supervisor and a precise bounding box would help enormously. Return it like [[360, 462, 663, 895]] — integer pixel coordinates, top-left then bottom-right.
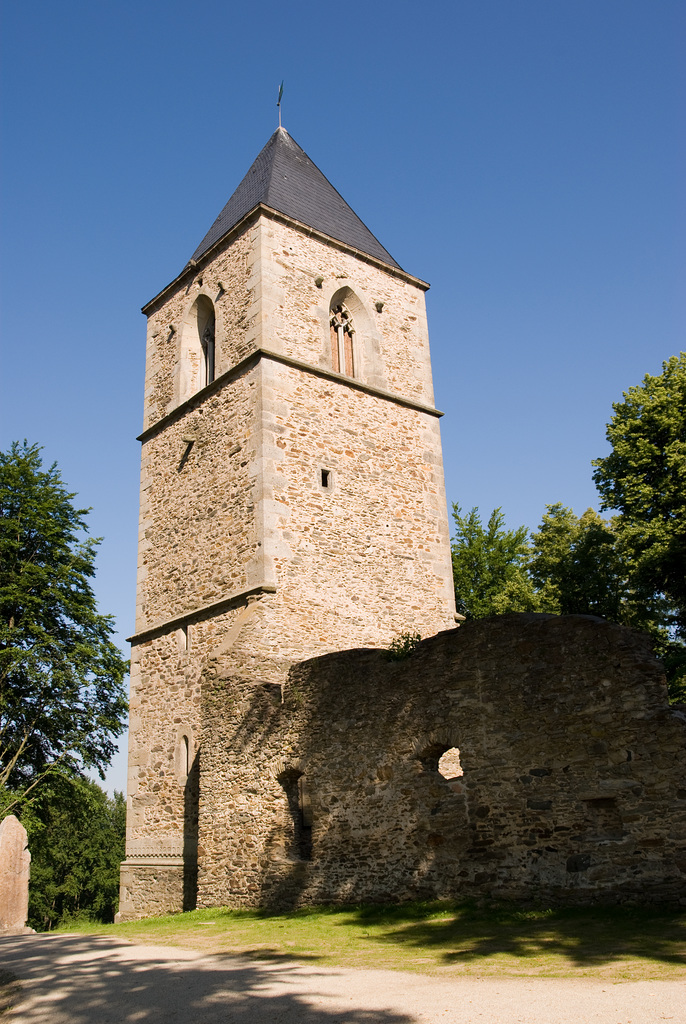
[[277, 81, 284, 128]]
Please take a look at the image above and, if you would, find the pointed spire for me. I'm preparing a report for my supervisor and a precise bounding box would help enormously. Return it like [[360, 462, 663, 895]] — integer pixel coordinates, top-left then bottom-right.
[[189, 129, 401, 270]]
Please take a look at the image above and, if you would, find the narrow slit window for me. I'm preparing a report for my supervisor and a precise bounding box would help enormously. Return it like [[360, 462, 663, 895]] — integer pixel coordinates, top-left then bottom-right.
[[176, 732, 191, 782], [201, 312, 215, 386], [278, 770, 313, 861], [321, 469, 330, 488]]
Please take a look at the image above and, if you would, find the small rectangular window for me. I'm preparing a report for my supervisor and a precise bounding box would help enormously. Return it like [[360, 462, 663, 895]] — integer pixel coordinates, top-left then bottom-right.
[[321, 469, 331, 488]]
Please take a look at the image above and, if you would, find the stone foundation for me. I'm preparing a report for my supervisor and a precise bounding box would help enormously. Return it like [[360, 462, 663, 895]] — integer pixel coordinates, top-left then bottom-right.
[[117, 859, 189, 920]]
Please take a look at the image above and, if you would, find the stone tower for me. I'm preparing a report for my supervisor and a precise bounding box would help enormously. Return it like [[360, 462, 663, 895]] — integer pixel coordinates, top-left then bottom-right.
[[118, 128, 456, 918]]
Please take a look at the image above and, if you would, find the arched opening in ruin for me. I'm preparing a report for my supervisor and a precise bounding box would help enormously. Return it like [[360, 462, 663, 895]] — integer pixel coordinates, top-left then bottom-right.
[[183, 746, 200, 911], [277, 769, 312, 861], [417, 743, 465, 795]]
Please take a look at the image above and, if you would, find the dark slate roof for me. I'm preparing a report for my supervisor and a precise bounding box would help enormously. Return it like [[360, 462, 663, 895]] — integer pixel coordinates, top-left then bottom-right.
[[188, 128, 401, 270]]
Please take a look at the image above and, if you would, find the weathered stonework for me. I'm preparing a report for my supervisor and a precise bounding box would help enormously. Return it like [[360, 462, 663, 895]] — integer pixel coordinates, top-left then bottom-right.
[[198, 616, 686, 908], [123, 136, 684, 920], [0, 815, 32, 934], [120, 188, 457, 917]]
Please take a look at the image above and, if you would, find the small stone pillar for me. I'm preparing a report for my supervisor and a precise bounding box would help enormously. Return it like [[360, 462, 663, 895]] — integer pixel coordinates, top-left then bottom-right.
[[0, 815, 32, 935]]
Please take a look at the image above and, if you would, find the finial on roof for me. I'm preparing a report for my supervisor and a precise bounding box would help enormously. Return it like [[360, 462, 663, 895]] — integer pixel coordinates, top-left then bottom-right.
[[277, 80, 284, 129]]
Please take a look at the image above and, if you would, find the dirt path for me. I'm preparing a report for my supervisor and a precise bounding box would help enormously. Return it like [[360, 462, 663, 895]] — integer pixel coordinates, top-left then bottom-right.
[[1, 933, 684, 1024]]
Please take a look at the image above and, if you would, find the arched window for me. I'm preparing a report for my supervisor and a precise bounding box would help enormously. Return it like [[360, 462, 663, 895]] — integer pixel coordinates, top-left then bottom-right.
[[177, 295, 216, 402], [330, 303, 355, 377], [417, 742, 465, 795]]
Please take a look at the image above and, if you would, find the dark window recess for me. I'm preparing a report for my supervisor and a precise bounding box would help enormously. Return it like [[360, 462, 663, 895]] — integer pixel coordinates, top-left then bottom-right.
[[278, 770, 312, 861], [321, 469, 331, 488], [582, 796, 623, 840], [202, 318, 215, 384], [298, 776, 313, 860]]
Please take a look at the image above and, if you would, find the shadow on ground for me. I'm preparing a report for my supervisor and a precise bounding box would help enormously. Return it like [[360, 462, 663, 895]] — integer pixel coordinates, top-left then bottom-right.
[[0, 934, 413, 1024], [338, 901, 686, 968]]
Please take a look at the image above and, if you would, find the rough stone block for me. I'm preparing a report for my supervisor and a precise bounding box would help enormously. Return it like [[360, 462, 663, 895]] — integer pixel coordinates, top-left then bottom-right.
[[0, 815, 32, 934]]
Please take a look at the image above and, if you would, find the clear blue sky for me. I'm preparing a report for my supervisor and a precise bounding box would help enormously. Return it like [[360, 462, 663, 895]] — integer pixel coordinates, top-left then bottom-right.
[[1, 0, 683, 793]]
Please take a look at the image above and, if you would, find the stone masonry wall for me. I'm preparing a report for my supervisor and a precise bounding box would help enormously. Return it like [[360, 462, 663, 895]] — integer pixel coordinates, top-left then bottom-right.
[[255, 217, 435, 405], [142, 224, 255, 429], [141, 210, 438, 435], [120, 605, 243, 919], [257, 358, 455, 657], [198, 615, 686, 909], [136, 364, 262, 632], [122, 211, 457, 918]]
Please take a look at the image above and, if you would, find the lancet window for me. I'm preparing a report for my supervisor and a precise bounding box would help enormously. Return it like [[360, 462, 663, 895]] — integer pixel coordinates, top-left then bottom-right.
[[330, 303, 355, 377], [201, 310, 215, 387], [178, 295, 217, 403]]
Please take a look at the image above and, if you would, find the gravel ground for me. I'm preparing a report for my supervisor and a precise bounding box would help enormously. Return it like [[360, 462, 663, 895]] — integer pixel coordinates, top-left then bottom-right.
[[0, 933, 684, 1024]]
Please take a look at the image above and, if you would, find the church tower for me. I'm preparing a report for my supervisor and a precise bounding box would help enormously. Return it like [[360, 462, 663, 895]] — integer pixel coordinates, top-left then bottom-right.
[[118, 128, 456, 918]]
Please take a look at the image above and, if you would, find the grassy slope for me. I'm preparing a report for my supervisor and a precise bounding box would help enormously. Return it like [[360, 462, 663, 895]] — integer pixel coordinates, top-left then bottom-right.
[[59, 901, 686, 980]]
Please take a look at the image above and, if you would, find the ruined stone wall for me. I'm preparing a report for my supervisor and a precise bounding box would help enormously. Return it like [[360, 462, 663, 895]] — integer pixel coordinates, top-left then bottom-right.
[[198, 615, 686, 909]]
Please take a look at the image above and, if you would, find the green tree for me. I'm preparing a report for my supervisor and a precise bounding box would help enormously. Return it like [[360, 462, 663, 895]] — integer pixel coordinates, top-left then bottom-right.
[[0, 442, 128, 811], [528, 504, 633, 620], [21, 776, 126, 930], [451, 498, 685, 702], [592, 353, 686, 638], [451, 504, 541, 618]]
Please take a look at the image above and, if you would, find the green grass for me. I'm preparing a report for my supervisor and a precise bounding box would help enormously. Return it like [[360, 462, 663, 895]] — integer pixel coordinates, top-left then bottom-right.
[[58, 900, 686, 980]]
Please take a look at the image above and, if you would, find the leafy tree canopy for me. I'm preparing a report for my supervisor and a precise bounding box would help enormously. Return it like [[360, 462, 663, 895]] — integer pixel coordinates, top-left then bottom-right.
[[593, 353, 686, 638], [0, 442, 128, 810], [450, 499, 685, 703], [451, 504, 541, 619], [528, 504, 631, 621]]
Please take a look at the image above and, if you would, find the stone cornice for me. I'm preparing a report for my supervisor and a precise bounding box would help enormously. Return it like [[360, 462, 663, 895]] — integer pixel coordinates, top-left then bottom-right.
[[141, 204, 429, 315], [138, 348, 443, 443], [120, 857, 184, 867], [127, 583, 277, 645], [136, 349, 261, 442], [260, 349, 444, 417]]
